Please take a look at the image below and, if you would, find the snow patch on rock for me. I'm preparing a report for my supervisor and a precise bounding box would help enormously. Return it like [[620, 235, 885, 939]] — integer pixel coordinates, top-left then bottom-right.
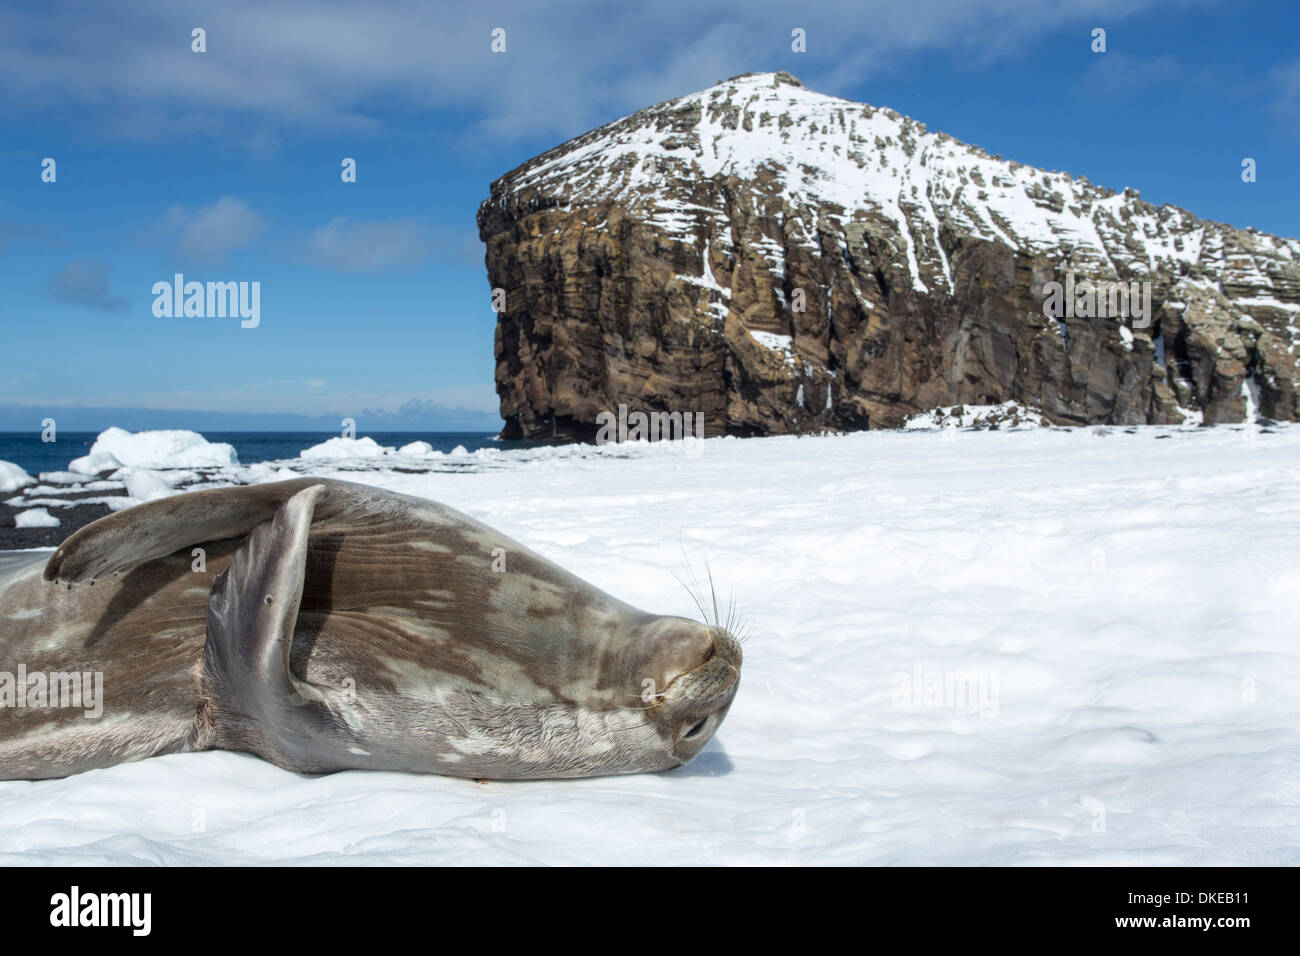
[[905, 402, 1047, 430]]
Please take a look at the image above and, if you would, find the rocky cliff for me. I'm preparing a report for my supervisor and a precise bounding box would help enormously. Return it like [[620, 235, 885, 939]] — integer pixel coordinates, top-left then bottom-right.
[[478, 71, 1300, 440]]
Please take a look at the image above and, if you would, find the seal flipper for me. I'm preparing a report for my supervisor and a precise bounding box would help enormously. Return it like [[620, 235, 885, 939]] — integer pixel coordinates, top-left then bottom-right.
[[44, 478, 331, 584], [198, 484, 354, 773]]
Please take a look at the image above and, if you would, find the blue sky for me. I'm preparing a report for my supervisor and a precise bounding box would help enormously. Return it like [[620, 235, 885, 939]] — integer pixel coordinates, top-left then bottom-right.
[[0, 0, 1296, 431]]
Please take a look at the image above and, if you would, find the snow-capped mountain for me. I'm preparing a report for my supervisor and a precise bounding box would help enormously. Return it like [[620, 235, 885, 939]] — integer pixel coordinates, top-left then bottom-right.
[[478, 71, 1300, 439]]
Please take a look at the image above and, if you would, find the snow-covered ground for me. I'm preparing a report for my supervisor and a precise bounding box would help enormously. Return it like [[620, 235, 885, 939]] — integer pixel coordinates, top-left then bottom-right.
[[3, 424, 1300, 865]]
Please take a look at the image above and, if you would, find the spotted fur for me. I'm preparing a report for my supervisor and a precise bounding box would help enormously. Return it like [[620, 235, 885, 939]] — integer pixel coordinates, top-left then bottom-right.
[[0, 479, 741, 780]]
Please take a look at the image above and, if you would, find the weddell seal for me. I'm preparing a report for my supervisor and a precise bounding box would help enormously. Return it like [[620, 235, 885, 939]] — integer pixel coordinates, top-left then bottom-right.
[[0, 479, 742, 780]]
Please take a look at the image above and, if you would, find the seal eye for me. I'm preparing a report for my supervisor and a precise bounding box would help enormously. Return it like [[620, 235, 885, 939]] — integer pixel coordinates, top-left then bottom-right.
[[683, 718, 709, 740]]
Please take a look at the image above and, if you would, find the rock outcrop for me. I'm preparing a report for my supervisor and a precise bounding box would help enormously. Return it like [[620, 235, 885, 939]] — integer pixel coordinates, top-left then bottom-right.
[[478, 71, 1300, 440]]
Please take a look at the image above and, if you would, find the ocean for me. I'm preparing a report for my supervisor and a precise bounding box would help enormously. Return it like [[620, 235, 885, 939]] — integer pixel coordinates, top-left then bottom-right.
[[0, 431, 512, 475]]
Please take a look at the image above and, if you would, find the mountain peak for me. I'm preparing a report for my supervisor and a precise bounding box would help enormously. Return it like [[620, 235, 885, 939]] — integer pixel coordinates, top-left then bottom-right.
[[719, 70, 805, 89]]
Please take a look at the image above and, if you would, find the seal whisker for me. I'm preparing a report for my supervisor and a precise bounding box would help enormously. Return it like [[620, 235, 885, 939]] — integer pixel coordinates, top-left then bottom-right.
[[676, 540, 750, 647], [732, 619, 752, 645], [677, 539, 725, 629], [705, 552, 721, 629], [675, 539, 709, 619], [671, 570, 711, 626]]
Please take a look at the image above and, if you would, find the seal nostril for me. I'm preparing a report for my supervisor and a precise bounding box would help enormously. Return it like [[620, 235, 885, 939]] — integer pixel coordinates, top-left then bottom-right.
[[684, 717, 708, 740], [702, 644, 715, 663]]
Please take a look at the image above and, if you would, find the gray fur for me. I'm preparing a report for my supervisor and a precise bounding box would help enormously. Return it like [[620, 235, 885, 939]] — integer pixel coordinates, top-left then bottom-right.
[[0, 479, 741, 780]]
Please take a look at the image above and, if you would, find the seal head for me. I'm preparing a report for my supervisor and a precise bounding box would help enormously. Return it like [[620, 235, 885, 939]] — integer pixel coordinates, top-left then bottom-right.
[[612, 614, 743, 769]]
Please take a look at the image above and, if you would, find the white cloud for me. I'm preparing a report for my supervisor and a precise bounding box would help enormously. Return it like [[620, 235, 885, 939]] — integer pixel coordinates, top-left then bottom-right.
[[152, 197, 267, 261], [300, 218, 433, 272], [0, 0, 1205, 145]]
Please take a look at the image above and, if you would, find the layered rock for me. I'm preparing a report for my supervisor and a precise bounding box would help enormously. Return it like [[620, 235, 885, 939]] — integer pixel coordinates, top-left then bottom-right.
[[478, 71, 1300, 440]]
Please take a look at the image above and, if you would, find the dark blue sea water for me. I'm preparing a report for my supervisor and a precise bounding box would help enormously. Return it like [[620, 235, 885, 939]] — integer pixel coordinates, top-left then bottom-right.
[[0, 432, 512, 476]]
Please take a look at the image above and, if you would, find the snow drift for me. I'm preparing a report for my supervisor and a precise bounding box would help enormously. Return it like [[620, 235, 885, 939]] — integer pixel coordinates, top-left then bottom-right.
[[2, 424, 1298, 864]]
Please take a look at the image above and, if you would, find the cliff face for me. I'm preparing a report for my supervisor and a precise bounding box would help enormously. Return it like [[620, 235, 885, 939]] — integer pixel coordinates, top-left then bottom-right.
[[478, 71, 1300, 440]]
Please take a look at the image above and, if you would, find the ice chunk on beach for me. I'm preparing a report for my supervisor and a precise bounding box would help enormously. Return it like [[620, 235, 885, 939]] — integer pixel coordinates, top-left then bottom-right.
[[14, 507, 60, 528], [68, 451, 125, 476], [397, 441, 439, 458], [119, 468, 176, 502], [72, 427, 238, 471], [299, 436, 395, 459], [237, 462, 302, 483], [0, 460, 35, 494], [34, 471, 86, 485]]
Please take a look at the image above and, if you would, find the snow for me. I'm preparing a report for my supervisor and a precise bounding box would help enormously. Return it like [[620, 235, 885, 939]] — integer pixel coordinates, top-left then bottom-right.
[[397, 441, 437, 458], [3, 425, 1299, 864], [0, 461, 35, 494], [904, 402, 1047, 430], [119, 468, 180, 503], [297, 437, 471, 462], [7, 496, 130, 510], [299, 436, 395, 460], [106, 497, 146, 513], [1237, 296, 1300, 312], [34, 471, 92, 486], [750, 330, 797, 367], [67, 452, 124, 476], [71, 427, 238, 472], [12, 507, 60, 529], [1242, 379, 1260, 424]]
